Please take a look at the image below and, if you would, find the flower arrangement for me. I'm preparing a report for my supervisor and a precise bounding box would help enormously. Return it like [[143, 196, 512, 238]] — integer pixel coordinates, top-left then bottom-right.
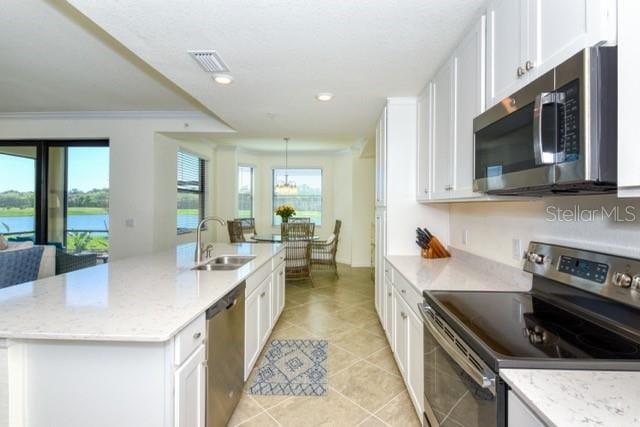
[[275, 204, 296, 222]]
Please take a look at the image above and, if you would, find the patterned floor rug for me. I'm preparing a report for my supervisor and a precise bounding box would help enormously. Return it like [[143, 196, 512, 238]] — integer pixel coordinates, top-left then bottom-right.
[[248, 339, 328, 396]]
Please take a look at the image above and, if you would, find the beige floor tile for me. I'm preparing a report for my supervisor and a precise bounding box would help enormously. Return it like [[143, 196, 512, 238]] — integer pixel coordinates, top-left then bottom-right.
[[359, 415, 389, 427], [286, 289, 331, 307], [330, 361, 405, 412], [357, 319, 386, 339], [237, 411, 279, 427], [268, 324, 316, 340], [268, 388, 370, 426], [365, 347, 400, 377], [249, 393, 292, 411], [328, 343, 361, 377], [331, 328, 387, 358], [375, 391, 422, 427], [335, 306, 381, 327], [228, 393, 264, 426], [299, 314, 353, 339]]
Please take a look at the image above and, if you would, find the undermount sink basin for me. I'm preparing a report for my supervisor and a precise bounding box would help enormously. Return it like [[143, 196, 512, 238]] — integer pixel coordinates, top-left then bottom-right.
[[192, 255, 256, 271]]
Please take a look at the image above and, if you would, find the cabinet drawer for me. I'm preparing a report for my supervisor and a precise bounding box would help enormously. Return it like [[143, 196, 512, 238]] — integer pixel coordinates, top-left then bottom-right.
[[272, 249, 285, 269], [384, 260, 394, 283], [174, 313, 206, 365], [246, 261, 272, 296], [393, 272, 422, 318]]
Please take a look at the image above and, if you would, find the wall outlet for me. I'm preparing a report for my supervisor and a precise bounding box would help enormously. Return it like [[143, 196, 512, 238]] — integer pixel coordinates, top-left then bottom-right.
[[462, 229, 468, 245], [125, 218, 136, 228], [512, 238, 521, 261]]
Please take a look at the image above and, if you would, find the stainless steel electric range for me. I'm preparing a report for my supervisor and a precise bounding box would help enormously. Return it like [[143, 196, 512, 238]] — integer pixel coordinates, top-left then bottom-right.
[[420, 241, 640, 427]]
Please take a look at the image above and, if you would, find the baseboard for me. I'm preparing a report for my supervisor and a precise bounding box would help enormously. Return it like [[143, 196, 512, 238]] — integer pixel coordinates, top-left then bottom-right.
[[350, 262, 373, 268]]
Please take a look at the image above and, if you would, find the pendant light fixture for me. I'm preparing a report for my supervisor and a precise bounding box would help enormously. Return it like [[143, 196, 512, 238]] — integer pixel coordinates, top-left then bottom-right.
[[275, 137, 297, 194]]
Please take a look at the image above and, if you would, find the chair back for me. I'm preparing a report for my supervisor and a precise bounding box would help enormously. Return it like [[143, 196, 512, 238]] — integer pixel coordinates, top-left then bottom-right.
[[0, 246, 45, 289], [227, 220, 246, 243], [288, 217, 311, 223], [234, 217, 256, 235], [55, 249, 97, 275], [333, 220, 342, 237], [281, 222, 315, 240]]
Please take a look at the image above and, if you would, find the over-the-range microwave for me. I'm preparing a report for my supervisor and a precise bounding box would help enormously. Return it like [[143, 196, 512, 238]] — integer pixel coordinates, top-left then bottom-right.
[[473, 46, 617, 196]]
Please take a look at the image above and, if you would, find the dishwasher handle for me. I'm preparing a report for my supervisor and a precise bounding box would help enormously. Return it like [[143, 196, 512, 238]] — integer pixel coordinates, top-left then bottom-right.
[[206, 281, 246, 319]]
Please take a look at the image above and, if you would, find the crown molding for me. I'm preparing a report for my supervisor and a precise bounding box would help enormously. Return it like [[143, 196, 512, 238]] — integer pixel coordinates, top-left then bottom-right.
[[0, 110, 211, 120]]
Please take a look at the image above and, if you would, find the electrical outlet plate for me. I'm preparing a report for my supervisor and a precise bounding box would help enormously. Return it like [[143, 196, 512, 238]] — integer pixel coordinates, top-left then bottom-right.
[[512, 238, 521, 261], [462, 230, 468, 245]]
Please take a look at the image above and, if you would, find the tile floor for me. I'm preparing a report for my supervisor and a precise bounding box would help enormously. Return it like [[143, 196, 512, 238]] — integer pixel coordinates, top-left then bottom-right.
[[228, 265, 421, 427]]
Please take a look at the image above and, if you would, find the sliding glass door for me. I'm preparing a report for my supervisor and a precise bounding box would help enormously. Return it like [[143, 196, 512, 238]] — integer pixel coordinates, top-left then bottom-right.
[[0, 145, 39, 241]]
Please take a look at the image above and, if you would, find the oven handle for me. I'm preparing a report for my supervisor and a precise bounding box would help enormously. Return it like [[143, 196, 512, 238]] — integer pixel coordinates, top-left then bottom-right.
[[419, 303, 496, 395], [533, 92, 564, 166]]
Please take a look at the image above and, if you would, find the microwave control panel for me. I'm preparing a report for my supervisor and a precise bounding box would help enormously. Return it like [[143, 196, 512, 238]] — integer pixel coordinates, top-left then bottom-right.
[[558, 79, 580, 162]]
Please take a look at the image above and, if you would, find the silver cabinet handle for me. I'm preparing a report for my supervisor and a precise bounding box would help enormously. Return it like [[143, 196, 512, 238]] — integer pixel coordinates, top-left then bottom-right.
[[279, 272, 283, 276], [401, 289, 406, 294], [388, 292, 392, 297], [401, 312, 407, 319], [193, 332, 202, 340], [517, 66, 525, 77], [525, 60, 535, 71], [260, 292, 266, 298]]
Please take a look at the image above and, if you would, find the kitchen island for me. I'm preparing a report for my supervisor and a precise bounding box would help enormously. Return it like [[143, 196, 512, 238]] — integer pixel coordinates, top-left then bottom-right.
[[0, 242, 285, 427]]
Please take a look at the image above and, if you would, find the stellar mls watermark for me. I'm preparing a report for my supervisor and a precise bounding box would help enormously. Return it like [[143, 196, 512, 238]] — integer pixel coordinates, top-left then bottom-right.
[[545, 205, 637, 222]]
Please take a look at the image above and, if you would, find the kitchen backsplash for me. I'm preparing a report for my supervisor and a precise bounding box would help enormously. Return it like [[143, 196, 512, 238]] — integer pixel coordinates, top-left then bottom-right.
[[449, 195, 640, 268]]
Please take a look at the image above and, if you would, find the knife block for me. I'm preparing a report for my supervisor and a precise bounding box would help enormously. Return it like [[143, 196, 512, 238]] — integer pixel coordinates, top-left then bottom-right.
[[421, 236, 451, 259]]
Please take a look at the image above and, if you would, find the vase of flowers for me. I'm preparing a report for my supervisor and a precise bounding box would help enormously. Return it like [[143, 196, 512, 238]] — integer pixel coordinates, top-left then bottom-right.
[[275, 204, 296, 223]]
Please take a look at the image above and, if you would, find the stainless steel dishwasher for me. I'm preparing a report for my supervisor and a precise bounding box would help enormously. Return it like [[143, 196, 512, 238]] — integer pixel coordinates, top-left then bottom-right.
[[206, 281, 245, 427]]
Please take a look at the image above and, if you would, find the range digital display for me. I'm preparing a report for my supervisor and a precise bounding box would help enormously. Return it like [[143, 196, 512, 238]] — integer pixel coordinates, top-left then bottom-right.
[[558, 255, 608, 283]]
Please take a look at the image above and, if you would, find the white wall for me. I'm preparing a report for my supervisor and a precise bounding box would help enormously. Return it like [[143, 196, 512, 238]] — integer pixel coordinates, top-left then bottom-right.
[[214, 147, 375, 266], [0, 112, 230, 260], [449, 195, 640, 268]]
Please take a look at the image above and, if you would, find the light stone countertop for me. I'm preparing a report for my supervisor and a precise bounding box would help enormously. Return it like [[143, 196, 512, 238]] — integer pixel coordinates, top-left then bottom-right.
[[502, 368, 640, 427], [385, 248, 532, 294], [0, 242, 283, 342]]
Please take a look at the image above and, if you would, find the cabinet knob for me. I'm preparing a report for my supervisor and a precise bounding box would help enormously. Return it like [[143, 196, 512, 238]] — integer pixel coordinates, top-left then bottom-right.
[[388, 292, 392, 297], [401, 289, 406, 294], [525, 60, 535, 71], [193, 332, 202, 340], [517, 66, 525, 77], [401, 312, 407, 319], [260, 292, 266, 298]]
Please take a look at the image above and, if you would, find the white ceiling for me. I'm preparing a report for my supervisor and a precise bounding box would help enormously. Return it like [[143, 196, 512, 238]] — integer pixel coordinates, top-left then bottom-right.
[[64, 0, 485, 145], [0, 1, 205, 113]]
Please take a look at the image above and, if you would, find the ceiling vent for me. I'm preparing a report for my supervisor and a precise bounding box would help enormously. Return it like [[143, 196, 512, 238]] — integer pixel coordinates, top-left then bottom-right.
[[187, 50, 229, 73]]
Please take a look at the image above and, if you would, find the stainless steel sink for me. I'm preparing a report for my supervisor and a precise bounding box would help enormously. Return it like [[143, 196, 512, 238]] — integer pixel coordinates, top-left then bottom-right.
[[192, 255, 256, 271]]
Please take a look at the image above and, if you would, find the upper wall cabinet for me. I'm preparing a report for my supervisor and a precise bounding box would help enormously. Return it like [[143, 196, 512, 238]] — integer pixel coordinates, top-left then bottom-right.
[[375, 108, 387, 207], [487, 0, 617, 108], [419, 15, 486, 202]]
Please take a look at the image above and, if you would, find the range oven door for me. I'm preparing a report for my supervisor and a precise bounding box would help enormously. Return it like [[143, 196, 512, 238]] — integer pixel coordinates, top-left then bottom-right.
[[420, 303, 503, 427]]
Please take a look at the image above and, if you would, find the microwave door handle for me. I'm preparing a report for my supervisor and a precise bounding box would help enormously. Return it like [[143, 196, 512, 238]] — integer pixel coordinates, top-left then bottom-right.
[[533, 92, 558, 165]]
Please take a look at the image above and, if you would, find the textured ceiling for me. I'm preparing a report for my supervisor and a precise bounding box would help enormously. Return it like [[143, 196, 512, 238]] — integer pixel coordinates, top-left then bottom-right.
[[0, 1, 205, 113], [65, 0, 485, 143]]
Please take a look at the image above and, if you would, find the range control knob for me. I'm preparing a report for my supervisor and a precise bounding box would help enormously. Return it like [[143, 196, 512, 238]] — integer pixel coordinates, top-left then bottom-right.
[[631, 275, 640, 290], [526, 252, 546, 265], [612, 272, 632, 288]]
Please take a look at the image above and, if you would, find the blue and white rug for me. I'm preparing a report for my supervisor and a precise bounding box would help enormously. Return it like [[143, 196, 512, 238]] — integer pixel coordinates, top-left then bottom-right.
[[249, 339, 328, 396]]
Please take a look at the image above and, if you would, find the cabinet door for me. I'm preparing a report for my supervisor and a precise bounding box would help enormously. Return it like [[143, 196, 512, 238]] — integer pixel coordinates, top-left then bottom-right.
[[431, 58, 454, 199], [374, 210, 387, 323], [375, 108, 388, 207], [508, 391, 545, 427], [487, 0, 527, 107], [406, 308, 424, 417], [393, 289, 408, 376], [416, 83, 433, 201], [276, 263, 285, 316], [244, 289, 260, 379], [452, 15, 485, 198], [384, 278, 394, 345], [258, 278, 272, 347], [175, 345, 206, 427]]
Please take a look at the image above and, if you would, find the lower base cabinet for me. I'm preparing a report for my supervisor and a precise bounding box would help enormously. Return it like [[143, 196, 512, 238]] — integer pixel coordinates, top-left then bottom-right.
[[508, 391, 545, 427], [175, 345, 206, 427]]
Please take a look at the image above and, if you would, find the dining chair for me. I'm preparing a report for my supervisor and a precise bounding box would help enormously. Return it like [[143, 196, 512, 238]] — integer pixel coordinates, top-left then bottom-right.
[[288, 217, 311, 223], [281, 222, 315, 281], [235, 218, 257, 235], [227, 220, 246, 243], [310, 219, 342, 278]]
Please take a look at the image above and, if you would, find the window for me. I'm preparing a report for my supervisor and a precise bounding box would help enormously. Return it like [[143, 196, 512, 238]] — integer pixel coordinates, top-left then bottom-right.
[[272, 168, 322, 225], [177, 151, 207, 234], [238, 165, 254, 218], [0, 141, 110, 255]]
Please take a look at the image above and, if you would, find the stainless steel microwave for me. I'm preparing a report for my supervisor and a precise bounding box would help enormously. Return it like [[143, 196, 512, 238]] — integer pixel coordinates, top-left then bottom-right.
[[473, 46, 617, 196]]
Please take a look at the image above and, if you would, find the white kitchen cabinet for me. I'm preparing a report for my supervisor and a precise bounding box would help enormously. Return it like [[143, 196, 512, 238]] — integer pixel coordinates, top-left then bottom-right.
[[374, 208, 387, 323], [175, 344, 206, 427], [384, 277, 394, 344], [245, 287, 260, 379], [273, 261, 285, 318], [416, 83, 433, 201], [393, 288, 408, 377], [406, 307, 424, 417], [452, 15, 485, 199], [487, 0, 616, 109], [375, 108, 388, 207], [431, 57, 455, 199], [508, 390, 546, 427], [258, 277, 272, 348]]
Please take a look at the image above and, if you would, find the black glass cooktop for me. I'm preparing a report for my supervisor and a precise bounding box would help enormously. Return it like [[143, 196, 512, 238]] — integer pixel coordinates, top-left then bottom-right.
[[426, 290, 640, 361]]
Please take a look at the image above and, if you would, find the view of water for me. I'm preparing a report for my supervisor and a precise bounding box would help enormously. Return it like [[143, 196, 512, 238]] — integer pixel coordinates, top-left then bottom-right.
[[1, 214, 199, 235]]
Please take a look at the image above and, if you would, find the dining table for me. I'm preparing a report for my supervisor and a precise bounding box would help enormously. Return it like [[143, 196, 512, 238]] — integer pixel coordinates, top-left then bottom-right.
[[250, 234, 320, 243]]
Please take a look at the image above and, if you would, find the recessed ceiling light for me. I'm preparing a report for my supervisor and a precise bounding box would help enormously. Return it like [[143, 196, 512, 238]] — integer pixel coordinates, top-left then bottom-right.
[[213, 74, 234, 85], [316, 93, 334, 102]]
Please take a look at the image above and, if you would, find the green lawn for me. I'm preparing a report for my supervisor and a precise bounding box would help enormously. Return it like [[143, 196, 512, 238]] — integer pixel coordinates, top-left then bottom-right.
[[0, 207, 108, 217]]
